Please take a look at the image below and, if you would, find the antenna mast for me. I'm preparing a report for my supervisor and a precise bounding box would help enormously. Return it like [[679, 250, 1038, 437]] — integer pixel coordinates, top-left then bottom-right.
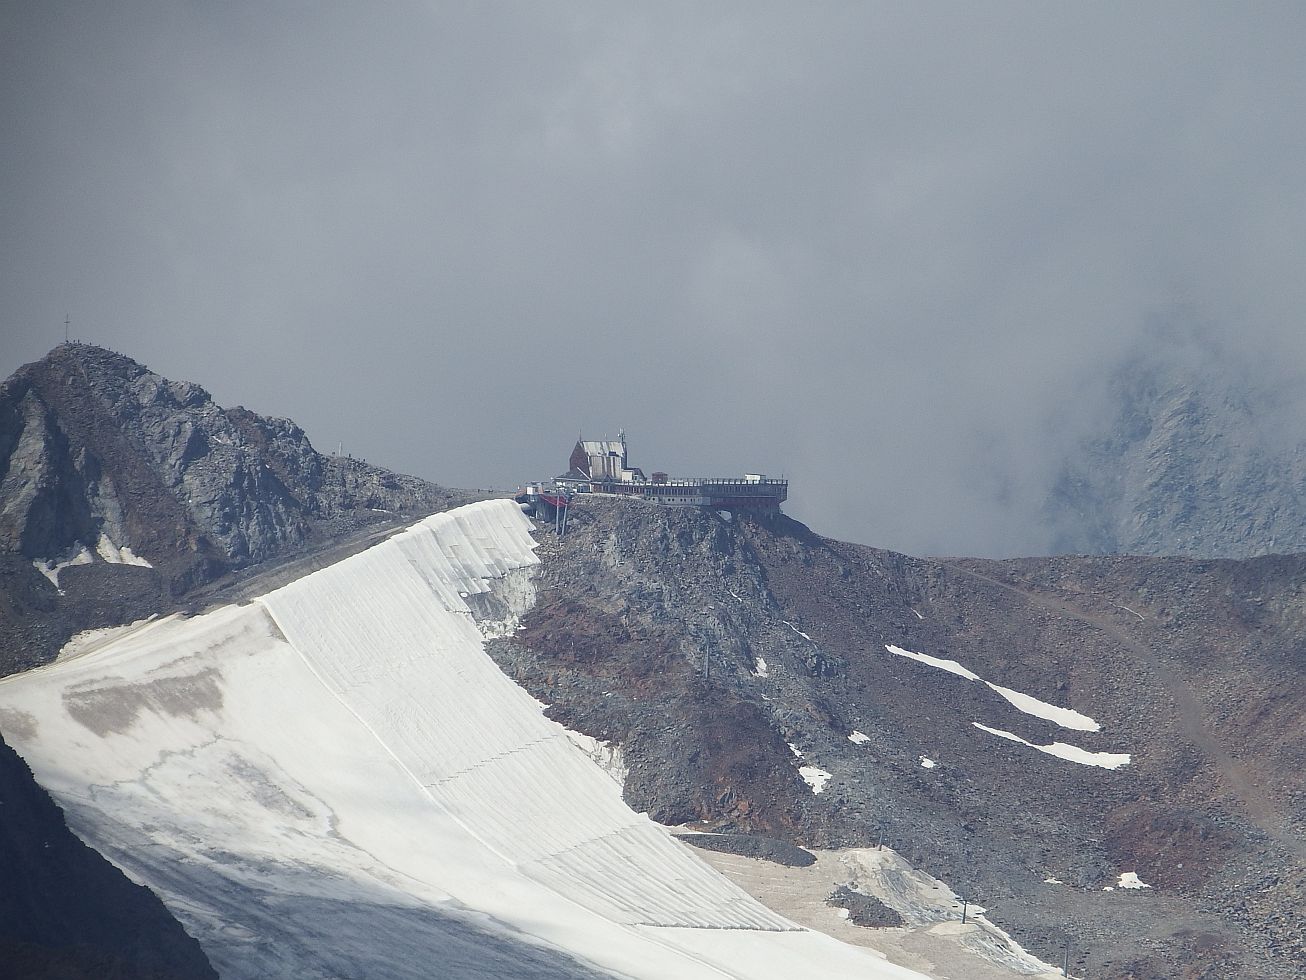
[[65, 314, 70, 344]]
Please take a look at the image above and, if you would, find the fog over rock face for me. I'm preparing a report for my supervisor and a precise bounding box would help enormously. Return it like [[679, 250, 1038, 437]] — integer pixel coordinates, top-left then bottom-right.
[[1046, 326, 1306, 558]]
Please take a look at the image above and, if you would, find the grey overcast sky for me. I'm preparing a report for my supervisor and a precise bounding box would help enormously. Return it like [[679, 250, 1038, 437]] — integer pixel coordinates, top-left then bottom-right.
[[4, 2, 1306, 556]]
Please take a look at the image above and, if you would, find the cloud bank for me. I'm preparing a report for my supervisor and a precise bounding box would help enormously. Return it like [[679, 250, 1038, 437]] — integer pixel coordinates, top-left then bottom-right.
[[4, 3, 1305, 555]]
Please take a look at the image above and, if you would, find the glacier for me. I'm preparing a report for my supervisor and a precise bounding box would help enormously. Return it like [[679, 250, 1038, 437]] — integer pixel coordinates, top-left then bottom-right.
[[0, 500, 926, 979]]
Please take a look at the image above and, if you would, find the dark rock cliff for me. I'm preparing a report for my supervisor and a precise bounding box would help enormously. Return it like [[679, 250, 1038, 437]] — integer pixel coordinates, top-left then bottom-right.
[[0, 731, 217, 979]]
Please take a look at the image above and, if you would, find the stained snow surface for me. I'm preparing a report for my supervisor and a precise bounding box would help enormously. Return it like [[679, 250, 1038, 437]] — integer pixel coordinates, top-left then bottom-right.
[[0, 501, 923, 980], [95, 532, 153, 568]]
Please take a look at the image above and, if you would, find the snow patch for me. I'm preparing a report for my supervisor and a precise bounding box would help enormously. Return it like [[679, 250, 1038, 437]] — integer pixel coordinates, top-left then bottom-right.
[[972, 723, 1131, 770], [984, 682, 1100, 732], [783, 620, 813, 642], [1117, 872, 1151, 890], [33, 536, 151, 588], [918, 756, 936, 769], [95, 533, 152, 568], [884, 644, 980, 681], [848, 730, 870, 745], [754, 657, 769, 677], [471, 564, 537, 639], [32, 543, 95, 588], [788, 742, 804, 759], [886, 645, 1104, 734], [562, 728, 628, 788], [799, 766, 831, 794]]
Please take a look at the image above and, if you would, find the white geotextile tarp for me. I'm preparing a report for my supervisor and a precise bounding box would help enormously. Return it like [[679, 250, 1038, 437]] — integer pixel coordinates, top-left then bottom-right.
[[259, 503, 788, 929], [0, 499, 925, 979]]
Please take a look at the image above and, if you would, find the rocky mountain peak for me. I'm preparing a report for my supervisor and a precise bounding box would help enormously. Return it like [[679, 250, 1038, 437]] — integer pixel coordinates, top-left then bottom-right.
[[0, 343, 472, 674]]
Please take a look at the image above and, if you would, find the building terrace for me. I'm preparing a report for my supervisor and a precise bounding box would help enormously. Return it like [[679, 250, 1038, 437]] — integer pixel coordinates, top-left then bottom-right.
[[550, 432, 788, 514]]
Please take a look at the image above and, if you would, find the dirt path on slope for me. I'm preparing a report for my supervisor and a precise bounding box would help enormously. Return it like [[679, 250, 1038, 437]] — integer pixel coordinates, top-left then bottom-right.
[[938, 560, 1303, 861]]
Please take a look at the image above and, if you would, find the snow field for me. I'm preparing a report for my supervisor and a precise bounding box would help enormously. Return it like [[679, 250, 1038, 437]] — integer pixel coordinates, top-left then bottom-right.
[[261, 505, 798, 929], [1, 500, 914, 979]]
